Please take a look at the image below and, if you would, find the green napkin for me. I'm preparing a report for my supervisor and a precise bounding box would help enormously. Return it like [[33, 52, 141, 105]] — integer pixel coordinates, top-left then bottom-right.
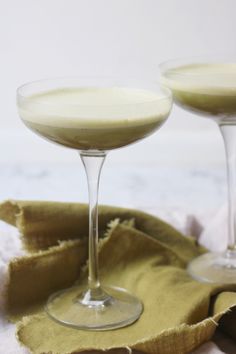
[[1, 200, 236, 354]]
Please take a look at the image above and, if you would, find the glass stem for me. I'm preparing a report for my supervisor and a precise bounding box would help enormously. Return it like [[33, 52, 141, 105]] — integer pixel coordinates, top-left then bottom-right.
[[220, 124, 236, 254], [80, 151, 106, 295]]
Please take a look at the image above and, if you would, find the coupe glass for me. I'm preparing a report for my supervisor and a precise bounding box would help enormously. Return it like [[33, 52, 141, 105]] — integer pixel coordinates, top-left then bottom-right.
[[17, 77, 172, 330], [160, 58, 236, 283]]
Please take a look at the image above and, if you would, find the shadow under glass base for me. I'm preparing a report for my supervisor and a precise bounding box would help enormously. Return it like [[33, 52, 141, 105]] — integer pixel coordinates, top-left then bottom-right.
[[45, 285, 143, 330], [187, 251, 236, 283]]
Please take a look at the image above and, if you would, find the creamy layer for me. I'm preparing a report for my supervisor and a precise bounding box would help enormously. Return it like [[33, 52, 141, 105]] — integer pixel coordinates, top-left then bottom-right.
[[18, 87, 171, 128]]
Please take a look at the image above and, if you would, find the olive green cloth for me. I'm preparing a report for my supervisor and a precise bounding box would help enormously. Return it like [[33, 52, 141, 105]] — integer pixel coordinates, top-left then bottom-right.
[[1, 200, 236, 354]]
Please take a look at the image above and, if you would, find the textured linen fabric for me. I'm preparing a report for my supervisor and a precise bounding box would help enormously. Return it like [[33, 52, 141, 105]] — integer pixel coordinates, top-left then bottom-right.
[[0, 200, 236, 354]]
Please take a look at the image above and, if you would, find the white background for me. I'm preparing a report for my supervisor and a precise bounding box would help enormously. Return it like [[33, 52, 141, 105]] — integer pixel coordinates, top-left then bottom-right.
[[1, 0, 236, 165]]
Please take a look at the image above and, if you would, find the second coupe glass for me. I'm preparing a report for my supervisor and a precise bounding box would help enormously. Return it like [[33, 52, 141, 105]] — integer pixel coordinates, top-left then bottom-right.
[[160, 58, 236, 284]]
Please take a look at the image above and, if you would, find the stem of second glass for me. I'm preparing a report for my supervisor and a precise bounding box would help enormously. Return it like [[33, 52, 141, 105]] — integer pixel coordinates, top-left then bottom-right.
[[220, 124, 236, 254], [80, 151, 106, 297]]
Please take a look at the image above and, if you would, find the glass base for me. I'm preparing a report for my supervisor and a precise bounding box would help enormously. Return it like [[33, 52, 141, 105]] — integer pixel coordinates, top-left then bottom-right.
[[45, 285, 143, 330], [187, 251, 236, 283]]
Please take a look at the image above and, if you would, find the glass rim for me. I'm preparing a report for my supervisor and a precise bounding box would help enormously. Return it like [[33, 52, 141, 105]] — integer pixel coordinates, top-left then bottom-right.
[[17, 76, 172, 107]]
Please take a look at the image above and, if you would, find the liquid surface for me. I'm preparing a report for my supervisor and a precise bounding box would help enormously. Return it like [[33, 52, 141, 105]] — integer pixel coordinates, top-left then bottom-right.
[[161, 63, 236, 122], [18, 87, 171, 150]]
